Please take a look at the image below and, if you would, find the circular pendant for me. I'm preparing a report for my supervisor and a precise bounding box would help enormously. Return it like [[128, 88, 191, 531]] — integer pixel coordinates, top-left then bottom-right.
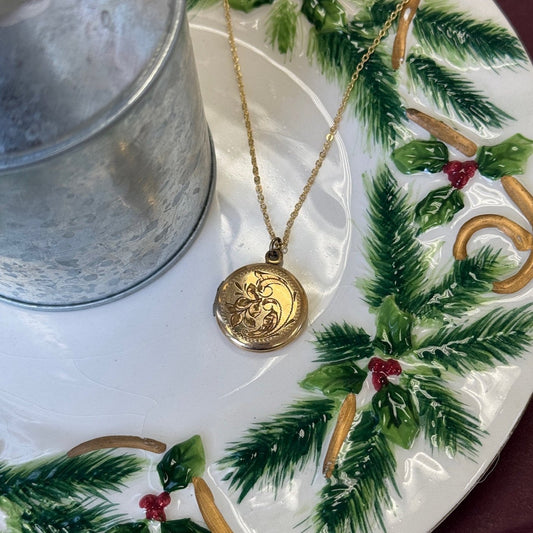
[[213, 262, 308, 352]]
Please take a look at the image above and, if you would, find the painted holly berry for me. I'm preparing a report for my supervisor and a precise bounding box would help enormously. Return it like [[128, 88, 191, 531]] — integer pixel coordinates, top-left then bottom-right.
[[139, 491, 171, 522], [442, 160, 478, 189], [368, 357, 402, 391]]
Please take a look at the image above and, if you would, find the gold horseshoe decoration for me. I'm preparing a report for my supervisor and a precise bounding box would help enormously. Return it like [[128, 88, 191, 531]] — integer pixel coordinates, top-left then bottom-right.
[[453, 176, 533, 294]]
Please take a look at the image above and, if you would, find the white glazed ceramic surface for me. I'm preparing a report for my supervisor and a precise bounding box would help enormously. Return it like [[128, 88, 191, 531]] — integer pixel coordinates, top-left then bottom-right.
[[0, 1, 532, 532]]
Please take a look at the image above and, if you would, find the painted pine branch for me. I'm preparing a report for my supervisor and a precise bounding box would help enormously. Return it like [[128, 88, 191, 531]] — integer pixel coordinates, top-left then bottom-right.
[[405, 372, 484, 457], [0, 451, 143, 507], [312, 409, 398, 533], [409, 247, 508, 320], [354, 49, 407, 149], [308, 26, 406, 149], [368, 0, 402, 28], [19, 499, 120, 533], [407, 54, 512, 132], [304, 0, 407, 150], [266, 0, 299, 55], [413, 1, 527, 69], [301, 0, 347, 34], [414, 304, 533, 374], [313, 322, 374, 363], [220, 397, 335, 502], [361, 166, 429, 312], [307, 26, 355, 80]]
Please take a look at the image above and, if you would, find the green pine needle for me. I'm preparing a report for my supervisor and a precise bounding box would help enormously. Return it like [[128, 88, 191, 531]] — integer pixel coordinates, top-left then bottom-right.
[[368, 0, 402, 27], [266, 0, 299, 55], [313, 322, 374, 363], [0, 451, 144, 508], [407, 54, 513, 132], [312, 409, 398, 533], [409, 247, 508, 320], [308, 26, 406, 149], [413, 1, 527, 68], [361, 166, 429, 312], [354, 50, 406, 149], [220, 397, 335, 502], [19, 499, 121, 533], [414, 304, 533, 374], [405, 372, 484, 457]]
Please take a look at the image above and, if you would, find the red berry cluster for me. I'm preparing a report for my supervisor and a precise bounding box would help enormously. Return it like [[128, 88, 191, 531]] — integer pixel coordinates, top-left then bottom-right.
[[442, 160, 478, 189], [139, 491, 171, 522], [368, 357, 402, 391]]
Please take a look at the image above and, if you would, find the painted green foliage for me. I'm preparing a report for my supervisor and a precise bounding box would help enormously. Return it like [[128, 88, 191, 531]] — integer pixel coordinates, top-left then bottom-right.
[[301, 360, 367, 397], [220, 398, 335, 502], [266, 0, 299, 54], [372, 383, 419, 448], [189, 0, 527, 149], [394, 136, 533, 176], [107, 518, 209, 533], [414, 185, 464, 231], [157, 435, 206, 492], [112, 436, 208, 532], [393, 135, 533, 179], [391, 139, 449, 174], [391, 134, 533, 232], [477, 134, 533, 179], [0, 437, 209, 532], [0, 452, 143, 532], [219, 167, 533, 532]]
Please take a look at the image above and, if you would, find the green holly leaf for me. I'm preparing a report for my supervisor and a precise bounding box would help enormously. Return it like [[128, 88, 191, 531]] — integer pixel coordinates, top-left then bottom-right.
[[107, 521, 209, 533], [415, 185, 464, 233], [300, 361, 367, 398], [301, 0, 346, 33], [162, 519, 210, 533], [0, 496, 23, 532], [477, 134, 533, 179], [228, 0, 273, 13], [372, 383, 420, 449], [157, 436, 206, 492], [106, 523, 149, 533], [375, 295, 413, 354], [391, 140, 449, 174]]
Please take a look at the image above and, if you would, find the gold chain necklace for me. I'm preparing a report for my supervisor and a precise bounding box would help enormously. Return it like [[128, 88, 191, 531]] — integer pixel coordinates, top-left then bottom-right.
[[214, 0, 410, 351]]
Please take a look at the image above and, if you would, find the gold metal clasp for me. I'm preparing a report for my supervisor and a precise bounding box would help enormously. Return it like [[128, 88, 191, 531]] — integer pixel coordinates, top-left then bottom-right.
[[265, 237, 284, 266]]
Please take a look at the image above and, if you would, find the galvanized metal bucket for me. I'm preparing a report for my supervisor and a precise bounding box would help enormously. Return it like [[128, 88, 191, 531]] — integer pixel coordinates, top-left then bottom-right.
[[0, 0, 215, 308]]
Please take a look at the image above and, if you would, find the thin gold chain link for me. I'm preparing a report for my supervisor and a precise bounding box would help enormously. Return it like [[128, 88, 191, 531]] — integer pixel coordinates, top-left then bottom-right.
[[223, 0, 411, 252]]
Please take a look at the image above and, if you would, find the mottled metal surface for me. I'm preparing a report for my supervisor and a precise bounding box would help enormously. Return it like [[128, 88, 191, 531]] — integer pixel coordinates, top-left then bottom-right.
[[0, 0, 215, 308]]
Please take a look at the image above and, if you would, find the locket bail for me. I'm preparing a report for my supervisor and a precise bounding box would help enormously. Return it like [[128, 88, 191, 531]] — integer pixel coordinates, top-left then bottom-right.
[[265, 237, 284, 265]]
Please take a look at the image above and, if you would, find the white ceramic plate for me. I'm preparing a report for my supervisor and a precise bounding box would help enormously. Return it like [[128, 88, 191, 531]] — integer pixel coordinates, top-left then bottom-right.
[[1, 1, 532, 532]]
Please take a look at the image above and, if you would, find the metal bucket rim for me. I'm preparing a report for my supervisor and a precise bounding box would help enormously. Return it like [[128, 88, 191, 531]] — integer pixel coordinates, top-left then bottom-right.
[[0, 0, 186, 171]]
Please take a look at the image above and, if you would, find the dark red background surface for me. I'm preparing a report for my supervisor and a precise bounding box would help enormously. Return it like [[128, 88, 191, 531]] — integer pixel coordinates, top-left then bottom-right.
[[433, 2, 533, 532]]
